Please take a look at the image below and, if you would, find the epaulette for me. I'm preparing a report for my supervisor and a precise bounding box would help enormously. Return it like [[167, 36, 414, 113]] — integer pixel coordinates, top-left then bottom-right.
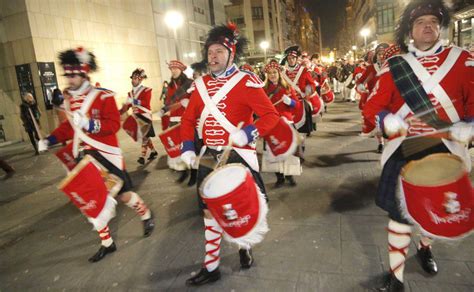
[[243, 71, 264, 88], [97, 88, 116, 99]]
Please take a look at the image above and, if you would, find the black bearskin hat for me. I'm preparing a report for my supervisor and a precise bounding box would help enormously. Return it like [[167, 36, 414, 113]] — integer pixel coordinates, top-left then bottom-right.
[[280, 45, 300, 65], [190, 61, 208, 74], [395, 0, 451, 52], [130, 68, 147, 79], [58, 47, 97, 76], [202, 22, 248, 61]]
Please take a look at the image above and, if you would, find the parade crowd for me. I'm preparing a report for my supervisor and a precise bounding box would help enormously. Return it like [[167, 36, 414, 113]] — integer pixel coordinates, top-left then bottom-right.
[[3, 0, 473, 291]]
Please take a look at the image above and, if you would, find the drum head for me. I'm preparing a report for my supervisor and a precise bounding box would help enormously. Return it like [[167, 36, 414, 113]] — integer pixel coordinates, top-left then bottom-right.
[[401, 154, 465, 186], [201, 164, 248, 199]]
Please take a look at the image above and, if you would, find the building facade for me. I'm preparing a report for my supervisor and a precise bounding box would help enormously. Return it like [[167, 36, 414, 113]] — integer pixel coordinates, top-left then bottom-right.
[[0, 0, 226, 143]]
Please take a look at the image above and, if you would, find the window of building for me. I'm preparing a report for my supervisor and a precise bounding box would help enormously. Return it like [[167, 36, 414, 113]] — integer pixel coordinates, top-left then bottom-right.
[[252, 7, 263, 19], [376, 1, 395, 34]]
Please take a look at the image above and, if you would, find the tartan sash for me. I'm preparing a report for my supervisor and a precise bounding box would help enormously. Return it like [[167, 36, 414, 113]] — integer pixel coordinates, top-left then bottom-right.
[[388, 56, 449, 129]]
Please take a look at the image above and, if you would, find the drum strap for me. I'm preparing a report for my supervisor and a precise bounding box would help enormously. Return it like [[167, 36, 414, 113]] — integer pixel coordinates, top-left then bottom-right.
[[66, 89, 122, 157], [196, 72, 246, 138], [282, 67, 305, 97]]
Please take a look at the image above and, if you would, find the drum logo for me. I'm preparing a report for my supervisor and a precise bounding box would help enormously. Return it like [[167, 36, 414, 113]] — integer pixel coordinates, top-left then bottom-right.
[[443, 192, 461, 214], [223, 204, 238, 221]]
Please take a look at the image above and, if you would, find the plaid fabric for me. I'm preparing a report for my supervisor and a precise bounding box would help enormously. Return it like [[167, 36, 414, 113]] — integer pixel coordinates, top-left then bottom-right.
[[376, 142, 450, 224], [388, 56, 449, 129]]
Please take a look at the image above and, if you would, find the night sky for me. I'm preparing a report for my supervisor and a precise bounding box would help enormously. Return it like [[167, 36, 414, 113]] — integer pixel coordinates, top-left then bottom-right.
[[303, 0, 348, 49]]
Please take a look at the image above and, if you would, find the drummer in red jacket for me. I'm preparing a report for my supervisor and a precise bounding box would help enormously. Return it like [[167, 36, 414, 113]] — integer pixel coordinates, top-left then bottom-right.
[[179, 23, 279, 286], [120, 68, 158, 165], [37, 47, 155, 263], [362, 1, 474, 290], [262, 59, 301, 187]]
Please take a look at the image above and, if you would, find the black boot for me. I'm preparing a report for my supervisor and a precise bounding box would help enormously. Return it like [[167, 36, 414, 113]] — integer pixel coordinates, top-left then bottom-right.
[[416, 246, 438, 275], [285, 175, 297, 187], [186, 267, 221, 286], [239, 248, 254, 269], [176, 170, 189, 183], [137, 157, 145, 165], [376, 273, 404, 292], [88, 242, 117, 263], [274, 173, 285, 188], [187, 169, 197, 187], [377, 144, 384, 153], [143, 211, 155, 237], [148, 151, 158, 161]]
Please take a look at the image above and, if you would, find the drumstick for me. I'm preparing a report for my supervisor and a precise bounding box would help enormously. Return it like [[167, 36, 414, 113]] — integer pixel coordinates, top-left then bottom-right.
[[405, 100, 457, 123], [214, 121, 245, 170], [28, 107, 44, 140], [401, 127, 450, 157], [273, 99, 284, 106]]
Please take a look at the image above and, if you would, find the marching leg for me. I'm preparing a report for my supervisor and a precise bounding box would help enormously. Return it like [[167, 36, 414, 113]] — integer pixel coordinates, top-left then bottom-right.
[[186, 216, 222, 286], [238, 243, 253, 269], [274, 172, 285, 188], [378, 219, 411, 291], [147, 139, 158, 161], [416, 236, 438, 275], [88, 225, 117, 263], [137, 143, 147, 165], [122, 191, 155, 237]]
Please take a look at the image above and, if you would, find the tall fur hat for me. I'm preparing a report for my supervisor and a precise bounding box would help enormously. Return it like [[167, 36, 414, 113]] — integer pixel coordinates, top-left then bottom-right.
[[190, 61, 208, 74], [130, 68, 147, 79], [395, 0, 451, 52], [58, 47, 97, 76], [202, 22, 248, 61], [280, 45, 300, 65]]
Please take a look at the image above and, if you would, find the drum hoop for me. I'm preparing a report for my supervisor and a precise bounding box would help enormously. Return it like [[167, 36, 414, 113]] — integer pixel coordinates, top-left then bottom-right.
[[159, 122, 181, 136], [401, 153, 466, 187], [199, 163, 248, 198]]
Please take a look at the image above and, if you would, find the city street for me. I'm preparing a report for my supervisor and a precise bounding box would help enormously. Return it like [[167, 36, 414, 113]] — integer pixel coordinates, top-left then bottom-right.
[[1, 99, 473, 291]]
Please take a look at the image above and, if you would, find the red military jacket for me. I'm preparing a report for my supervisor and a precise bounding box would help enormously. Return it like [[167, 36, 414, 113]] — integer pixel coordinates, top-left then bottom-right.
[[49, 82, 121, 153], [120, 85, 152, 121], [181, 65, 279, 150], [165, 78, 192, 121], [282, 63, 316, 98], [264, 83, 298, 122], [363, 44, 474, 136], [357, 63, 381, 93]]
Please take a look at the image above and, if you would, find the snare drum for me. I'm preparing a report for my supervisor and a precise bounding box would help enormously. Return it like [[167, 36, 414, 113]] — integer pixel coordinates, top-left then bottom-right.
[[399, 153, 474, 239], [200, 163, 269, 246]]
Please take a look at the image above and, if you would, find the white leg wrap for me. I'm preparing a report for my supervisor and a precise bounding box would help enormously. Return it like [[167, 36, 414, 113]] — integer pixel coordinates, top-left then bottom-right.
[[387, 219, 412, 282]]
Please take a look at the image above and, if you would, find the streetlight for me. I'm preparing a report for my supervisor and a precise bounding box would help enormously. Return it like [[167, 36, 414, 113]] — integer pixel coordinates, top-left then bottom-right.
[[351, 45, 357, 59], [164, 11, 184, 59], [360, 28, 370, 51], [260, 41, 270, 61]]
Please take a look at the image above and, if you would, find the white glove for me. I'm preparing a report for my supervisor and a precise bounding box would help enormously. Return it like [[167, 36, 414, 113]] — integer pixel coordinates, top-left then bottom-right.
[[158, 108, 166, 118], [282, 94, 292, 106], [229, 130, 249, 147], [383, 113, 408, 137], [38, 139, 49, 152], [181, 151, 196, 168], [357, 83, 367, 93], [73, 111, 90, 130], [180, 98, 189, 108], [127, 97, 133, 104], [450, 122, 473, 144]]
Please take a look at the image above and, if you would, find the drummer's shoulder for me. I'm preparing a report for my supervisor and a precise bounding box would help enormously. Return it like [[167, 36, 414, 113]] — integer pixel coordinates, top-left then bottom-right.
[[95, 87, 116, 100], [240, 71, 264, 88]]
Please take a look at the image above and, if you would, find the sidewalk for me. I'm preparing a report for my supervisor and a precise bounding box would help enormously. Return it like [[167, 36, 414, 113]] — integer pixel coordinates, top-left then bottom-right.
[[0, 101, 473, 291]]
